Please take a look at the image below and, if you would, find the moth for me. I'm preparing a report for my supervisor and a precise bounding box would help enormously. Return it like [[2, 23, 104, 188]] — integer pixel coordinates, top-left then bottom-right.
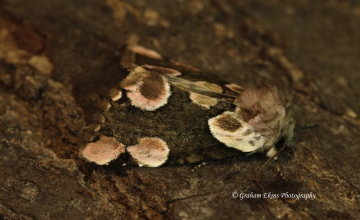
[[80, 45, 295, 168]]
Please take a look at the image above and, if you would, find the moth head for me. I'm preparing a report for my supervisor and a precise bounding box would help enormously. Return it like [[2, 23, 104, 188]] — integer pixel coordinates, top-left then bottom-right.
[[127, 137, 170, 167], [234, 85, 295, 146], [120, 66, 171, 111], [208, 85, 295, 155]]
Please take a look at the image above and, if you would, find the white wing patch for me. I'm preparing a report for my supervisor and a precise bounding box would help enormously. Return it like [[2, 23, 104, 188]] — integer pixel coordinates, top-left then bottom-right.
[[208, 111, 266, 152]]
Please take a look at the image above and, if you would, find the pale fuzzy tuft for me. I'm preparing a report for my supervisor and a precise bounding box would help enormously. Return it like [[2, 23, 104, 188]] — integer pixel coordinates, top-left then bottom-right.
[[82, 136, 125, 165], [208, 111, 266, 152], [127, 137, 170, 167], [234, 85, 295, 148], [121, 66, 171, 111]]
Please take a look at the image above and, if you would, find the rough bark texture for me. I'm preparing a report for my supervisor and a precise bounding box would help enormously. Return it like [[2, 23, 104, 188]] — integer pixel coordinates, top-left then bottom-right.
[[0, 0, 359, 219]]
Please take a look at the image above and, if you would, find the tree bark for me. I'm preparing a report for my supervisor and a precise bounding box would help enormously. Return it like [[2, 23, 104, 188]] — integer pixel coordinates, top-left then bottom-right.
[[0, 0, 359, 219]]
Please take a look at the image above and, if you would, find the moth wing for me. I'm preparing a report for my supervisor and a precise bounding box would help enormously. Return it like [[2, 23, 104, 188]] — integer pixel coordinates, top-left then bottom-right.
[[208, 111, 266, 152], [165, 75, 236, 100]]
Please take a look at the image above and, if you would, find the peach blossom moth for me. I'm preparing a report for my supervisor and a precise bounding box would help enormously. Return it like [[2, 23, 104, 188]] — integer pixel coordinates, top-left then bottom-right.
[[80, 45, 295, 168]]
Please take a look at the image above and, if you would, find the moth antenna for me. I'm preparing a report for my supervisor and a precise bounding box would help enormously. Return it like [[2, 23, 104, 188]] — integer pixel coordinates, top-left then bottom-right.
[[191, 162, 207, 172], [275, 161, 288, 183], [191, 156, 244, 172], [255, 142, 287, 190], [295, 123, 318, 130]]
